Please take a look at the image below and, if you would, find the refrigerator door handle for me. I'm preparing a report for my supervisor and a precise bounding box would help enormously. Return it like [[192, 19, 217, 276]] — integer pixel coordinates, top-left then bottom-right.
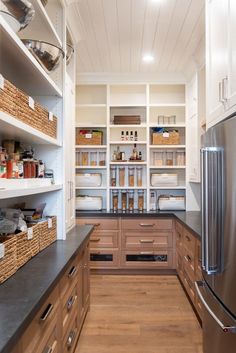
[[195, 281, 236, 334]]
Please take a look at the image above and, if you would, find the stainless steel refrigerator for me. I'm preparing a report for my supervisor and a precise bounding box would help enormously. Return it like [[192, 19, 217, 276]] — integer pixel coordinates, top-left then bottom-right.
[[195, 114, 236, 353]]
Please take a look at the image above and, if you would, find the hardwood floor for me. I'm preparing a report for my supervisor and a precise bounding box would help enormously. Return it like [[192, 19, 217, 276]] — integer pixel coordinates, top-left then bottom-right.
[[75, 275, 203, 353]]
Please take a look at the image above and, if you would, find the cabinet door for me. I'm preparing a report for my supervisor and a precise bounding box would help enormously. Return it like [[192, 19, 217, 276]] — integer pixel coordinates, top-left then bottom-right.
[[206, 0, 228, 124], [228, 0, 236, 110]]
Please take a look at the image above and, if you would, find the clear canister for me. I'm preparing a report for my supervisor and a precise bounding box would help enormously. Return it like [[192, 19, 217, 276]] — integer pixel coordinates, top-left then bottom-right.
[[121, 190, 127, 211], [166, 151, 174, 166], [136, 167, 143, 187], [176, 150, 185, 166], [150, 191, 157, 211], [111, 167, 117, 187], [169, 115, 176, 124], [128, 190, 134, 212], [128, 167, 135, 187], [119, 167, 125, 187], [99, 152, 106, 166], [138, 190, 144, 212], [81, 152, 89, 166], [90, 152, 97, 166], [153, 151, 164, 166], [112, 190, 119, 211]]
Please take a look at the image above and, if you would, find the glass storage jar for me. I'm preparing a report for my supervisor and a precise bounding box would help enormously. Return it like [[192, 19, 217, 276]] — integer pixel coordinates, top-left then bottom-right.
[[176, 150, 185, 166], [138, 190, 144, 212], [90, 152, 97, 166], [128, 190, 134, 212], [153, 151, 163, 166], [150, 191, 157, 211], [111, 167, 117, 187], [99, 152, 106, 166], [121, 190, 127, 211], [128, 167, 135, 187], [136, 167, 143, 187], [112, 190, 119, 211], [166, 151, 174, 166], [81, 152, 89, 166], [119, 167, 125, 187]]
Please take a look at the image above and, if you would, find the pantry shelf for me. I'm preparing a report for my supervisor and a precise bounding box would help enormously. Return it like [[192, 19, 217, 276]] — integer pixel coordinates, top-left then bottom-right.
[[149, 124, 186, 128], [0, 111, 61, 146], [149, 186, 186, 190], [76, 124, 107, 128], [149, 166, 186, 169], [109, 186, 146, 190], [110, 141, 147, 145], [75, 187, 107, 190], [149, 145, 186, 149], [75, 145, 107, 149], [149, 103, 186, 107], [110, 161, 147, 165], [0, 184, 62, 199], [76, 104, 106, 108], [109, 124, 147, 128], [75, 166, 107, 169]]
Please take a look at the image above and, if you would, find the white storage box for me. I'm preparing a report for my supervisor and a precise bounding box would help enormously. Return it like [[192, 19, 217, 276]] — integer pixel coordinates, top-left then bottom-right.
[[151, 173, 178, 187], [76, 196, 102, 210], [76, 173, 102, 187], [158, 196, 185, 210]]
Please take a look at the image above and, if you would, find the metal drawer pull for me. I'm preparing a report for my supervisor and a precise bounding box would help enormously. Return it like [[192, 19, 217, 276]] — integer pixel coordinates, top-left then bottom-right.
[[85, 223, 100, 227], [90, 238, 101, 242], [140, 251, 154, 255], [139, 239, 154, 243], [67, 295, 76, 311], [43, 346, 53, 353], [139, 223, 154, 227], [185, 255, 192, 263], [68, 266, 77, 278], [67, 330, 76, 348], [40, 303, 54, 322]]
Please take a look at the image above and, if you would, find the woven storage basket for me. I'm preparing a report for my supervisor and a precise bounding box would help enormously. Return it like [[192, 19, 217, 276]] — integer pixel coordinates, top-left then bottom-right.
[[35, 103, 57, 139], [76, 130, 103, 145], [17, 89, 36, 127], [0, 77, 17, 117], [38, 216, 57, 252], [0, 236, 17, 284], [152, 131, 180, 145], [16, 224, 40, 269]]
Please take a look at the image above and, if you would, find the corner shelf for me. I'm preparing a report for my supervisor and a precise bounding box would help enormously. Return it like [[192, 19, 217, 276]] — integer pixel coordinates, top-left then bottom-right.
[[0, 184, 62, 200]]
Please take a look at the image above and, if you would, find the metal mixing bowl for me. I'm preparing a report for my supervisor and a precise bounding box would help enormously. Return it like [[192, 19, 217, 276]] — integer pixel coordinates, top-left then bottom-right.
[[0, 0, 35, 30], [22, 39, 65, 72]]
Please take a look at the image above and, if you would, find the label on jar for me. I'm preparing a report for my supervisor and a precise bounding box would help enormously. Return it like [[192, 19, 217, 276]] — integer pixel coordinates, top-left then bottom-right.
[[0, 244, 5, 259], [48, 218, 52, 229], [28, 96, 35, 110], [163, 132, 169, 138], [48, 112, 53, 121], [27, 228, 33, 240], [85, 133, 92, 139], [0, 75, 4, 90]]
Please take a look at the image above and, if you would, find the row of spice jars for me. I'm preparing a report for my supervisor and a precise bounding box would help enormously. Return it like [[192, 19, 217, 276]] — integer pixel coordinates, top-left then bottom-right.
[[76, 151, 106, 166], [111, 166, 143, 187], [112, 190, 145, 212]]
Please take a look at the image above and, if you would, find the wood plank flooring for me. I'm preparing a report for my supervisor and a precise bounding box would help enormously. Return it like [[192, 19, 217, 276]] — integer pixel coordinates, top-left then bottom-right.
[[75, 275, 203, 353]]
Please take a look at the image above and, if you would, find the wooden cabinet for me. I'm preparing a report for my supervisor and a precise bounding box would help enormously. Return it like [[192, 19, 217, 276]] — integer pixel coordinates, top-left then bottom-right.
[[206, 0, 236, 127], [15, 240, 90, 353], [175, 221, 202, 320]]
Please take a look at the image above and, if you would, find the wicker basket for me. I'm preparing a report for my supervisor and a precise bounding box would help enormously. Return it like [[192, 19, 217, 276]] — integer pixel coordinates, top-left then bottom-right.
[[152, 131, 180, 145], [0, 236, 17, 284], [17, 89, 36, 127], [38, 216, 57, 252], [0, 77, 17, 117], [16, 224, 40, 269], [35, 103, 57, 139], [76, 129, 103, 145]]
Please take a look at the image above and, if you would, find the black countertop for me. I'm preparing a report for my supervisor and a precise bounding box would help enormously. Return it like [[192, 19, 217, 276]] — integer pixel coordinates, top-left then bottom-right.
[[76, 210, 201, 239], [0, 225, 93, 353]]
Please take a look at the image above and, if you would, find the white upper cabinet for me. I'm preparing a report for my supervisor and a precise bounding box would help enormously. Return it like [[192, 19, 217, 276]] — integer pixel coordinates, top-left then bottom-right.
[[206, 0, 236, 127]]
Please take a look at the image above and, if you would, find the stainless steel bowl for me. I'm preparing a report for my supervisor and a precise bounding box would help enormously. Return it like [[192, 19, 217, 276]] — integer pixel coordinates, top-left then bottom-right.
[[0, 10, 21, 32], [66, 43, 74, 65], [22, 39, 65, 72], [40, 0, 48, 6], [0, 0, 35, 31]]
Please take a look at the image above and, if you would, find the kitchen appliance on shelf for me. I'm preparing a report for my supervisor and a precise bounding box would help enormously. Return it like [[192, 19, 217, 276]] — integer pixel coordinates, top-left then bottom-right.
[[196, 114, 236, 353]]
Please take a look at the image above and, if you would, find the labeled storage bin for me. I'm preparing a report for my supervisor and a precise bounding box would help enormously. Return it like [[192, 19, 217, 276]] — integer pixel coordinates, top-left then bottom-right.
[[76, 129, 103, 145], [0, 236, 17, 284], [152, 131, 180, 145], [76, 173, 102, 187], [0, 75, 17, 117], [38, 216, 57, 252], [16, 223, 40, 268], [151, 173, 178, 187], [17, 88, 37, 128], [76, 196, 102, 210], [158, 196, 185, 210], [35, 103, 57, 139]]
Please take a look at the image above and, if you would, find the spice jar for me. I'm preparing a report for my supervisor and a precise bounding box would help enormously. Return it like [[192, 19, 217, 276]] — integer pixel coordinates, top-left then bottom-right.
[[128, 190, 134, 212], [112, 190, 119, 211], [119, 167, 125, 187], [111, 167, 116, 187], [136, 167, 143, 187], [90, 152, 97, 166], [138, 190, 144, 212], [82, 152, 89, 166], [23, 160, 31, 178], [128, 167, 135, 187], [121, 190, 127, 211]]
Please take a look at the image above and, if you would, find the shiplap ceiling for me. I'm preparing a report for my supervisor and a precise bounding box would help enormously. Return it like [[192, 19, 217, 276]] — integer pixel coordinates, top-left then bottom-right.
[[69, 0, 205, 78]]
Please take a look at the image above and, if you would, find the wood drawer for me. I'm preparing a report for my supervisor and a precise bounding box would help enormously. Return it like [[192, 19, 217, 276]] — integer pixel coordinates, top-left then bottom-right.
[[21, 285, 60, 353], [176, 251, 184, 277], [195, 239, 202, 276], [60, 255, 79, 300], [121, 218, 173, 231], [176, 221, 183, 236], [183, 252, 195, 282], [121, 249, 173, 269], [90, 249, 119, 268], [62, 282, 79, 338], [195, 294, 203, 319], [183, 228, 196, 256], [63, 311, 80, 353], [90, 230, 118, 248], [122, 231, 173, 250], [35, 313, 60, 353], [182, 268, 195, 303], [176, 222, 184, 253], [77, 217, 119, 230]]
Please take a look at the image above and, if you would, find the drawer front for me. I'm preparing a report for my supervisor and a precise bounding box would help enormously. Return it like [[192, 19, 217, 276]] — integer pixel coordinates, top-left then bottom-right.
[[90, 230, 118, 248], [122, 231, 173, 249], [182, 268, 195, 303], [62, 283, 79, 338], [183, 228, 196, 256], [22, 285, 60, 353], [36, 314, 60, 353], [77, 217, 119, 230], [90, 249, 119, 268], [121, 250, 173, 269], [176, 221, 183, 236], [176, 222, 184, 252], [60, 256, 79, 300], [183, 252, 195, 282], [176, 251, 184, 277], [195, 239, 202, 275], [121, 218, 173, 231], [195, 295, 203, 319], [63, 311, 80, 353]]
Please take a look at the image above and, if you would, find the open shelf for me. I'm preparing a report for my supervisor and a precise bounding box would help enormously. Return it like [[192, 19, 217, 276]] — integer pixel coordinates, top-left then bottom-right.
[[110, 161, 147, 165], [75, 187, 107, 190], [149, 145, 186, 149], [149, 165, 186, 169], [110, 141, 146, 145], [0, 111, 60, 146], [110, 186, 146, 190], [109, 124, 147, 128], [0, 183, 62, 199], [149, 124, 186, 128], [0, 17, 62, 96], [75, 166, 107, 169], [75, 145, 107, 149], [76, 124, 107, 128], [149, 186, 186, 190], [76, 104, 106, 108]]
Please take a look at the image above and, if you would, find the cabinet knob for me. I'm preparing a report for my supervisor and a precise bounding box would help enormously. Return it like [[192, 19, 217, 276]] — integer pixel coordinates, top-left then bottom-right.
[[43, 347, 53, 353], [67, 330, 76, 348]]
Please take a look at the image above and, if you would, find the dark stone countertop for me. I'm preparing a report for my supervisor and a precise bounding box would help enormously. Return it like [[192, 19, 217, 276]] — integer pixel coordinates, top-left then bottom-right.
[[0, 225, 93, 353], [76, 210, 201, 239]]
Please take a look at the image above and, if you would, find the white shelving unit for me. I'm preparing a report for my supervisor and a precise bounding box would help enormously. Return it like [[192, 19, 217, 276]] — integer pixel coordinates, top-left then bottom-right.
[[0, 1, 71, 239], [75, 83, 187, 211]]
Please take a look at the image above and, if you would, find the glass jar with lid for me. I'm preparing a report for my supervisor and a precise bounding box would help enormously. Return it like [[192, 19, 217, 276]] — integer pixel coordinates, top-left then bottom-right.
[[111, 167, 117, 187], [99, 152, 106, 166], [119, 167, 125, 187], [166, 151, 174, 166], [121, 190, 127, 212], [90, 152, 97, 166], [176, 150, 185, 166], [128, 167, 135, 187], [153, 151, 163, 166], [136, 167, 143, 187], [150, 191, 157, 211], [128, 190, 134, 212], [138, 190, 144, 212], [81, 152, 89, 166], [112, 190, 119, 211]]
